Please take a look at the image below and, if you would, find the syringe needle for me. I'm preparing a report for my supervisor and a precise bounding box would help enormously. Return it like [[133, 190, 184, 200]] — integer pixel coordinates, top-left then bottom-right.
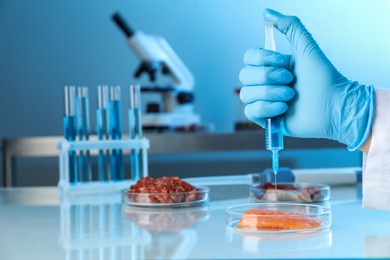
[[272, 151, 279, 175], [272, 151, 279, 190]]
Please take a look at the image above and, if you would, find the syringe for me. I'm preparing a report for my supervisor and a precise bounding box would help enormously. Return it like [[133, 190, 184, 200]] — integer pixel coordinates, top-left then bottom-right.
[[264, 23, 284, 184]]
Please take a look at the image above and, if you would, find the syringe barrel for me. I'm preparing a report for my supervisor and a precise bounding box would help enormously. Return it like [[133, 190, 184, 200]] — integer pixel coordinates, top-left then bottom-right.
[[265, 117, 284, 151]]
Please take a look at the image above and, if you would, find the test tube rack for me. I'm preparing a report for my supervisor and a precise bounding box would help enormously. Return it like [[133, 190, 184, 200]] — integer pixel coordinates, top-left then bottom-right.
[[58, 138, 149, 195]]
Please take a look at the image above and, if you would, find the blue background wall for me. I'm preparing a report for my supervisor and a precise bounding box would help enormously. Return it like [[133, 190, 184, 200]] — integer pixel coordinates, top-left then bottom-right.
[[1, 0, 389, 138], [0, 0, 388, 185]]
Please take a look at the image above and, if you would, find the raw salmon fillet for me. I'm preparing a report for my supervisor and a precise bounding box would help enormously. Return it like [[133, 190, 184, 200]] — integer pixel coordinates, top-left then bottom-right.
[[236, 209, 321, 231]]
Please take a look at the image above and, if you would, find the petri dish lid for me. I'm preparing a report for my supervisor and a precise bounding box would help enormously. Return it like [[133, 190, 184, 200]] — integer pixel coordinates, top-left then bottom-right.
[[250, 182, 330, 203], [226, 202, 331, 234]]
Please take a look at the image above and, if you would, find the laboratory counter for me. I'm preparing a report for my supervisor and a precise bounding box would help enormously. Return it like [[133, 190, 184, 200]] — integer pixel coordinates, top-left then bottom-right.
[[0, 175, 390, 260]]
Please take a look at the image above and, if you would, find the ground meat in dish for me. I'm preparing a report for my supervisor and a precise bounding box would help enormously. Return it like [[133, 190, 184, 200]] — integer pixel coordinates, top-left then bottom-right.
[[129, 176, 202, 204]]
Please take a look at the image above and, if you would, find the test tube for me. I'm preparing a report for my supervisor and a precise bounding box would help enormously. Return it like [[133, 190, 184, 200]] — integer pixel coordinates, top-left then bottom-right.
[[76, 86, 92, 182], [109, 86, 124, 181], [97, 85, 111, 181], [64, 86, 78, 183], [129, 84, 142, 181]]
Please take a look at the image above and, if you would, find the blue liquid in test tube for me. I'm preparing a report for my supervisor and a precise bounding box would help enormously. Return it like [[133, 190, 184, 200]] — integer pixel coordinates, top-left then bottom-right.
[[64, 86, 78, 184], [129, 84, 143, 181], [76, 86, 92, 182], [97, 85, 111, 181], [109, 86, 124, 181]]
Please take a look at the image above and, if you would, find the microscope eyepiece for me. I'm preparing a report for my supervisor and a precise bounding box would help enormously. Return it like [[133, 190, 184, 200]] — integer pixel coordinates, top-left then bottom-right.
[[112, 12, 135, 38]]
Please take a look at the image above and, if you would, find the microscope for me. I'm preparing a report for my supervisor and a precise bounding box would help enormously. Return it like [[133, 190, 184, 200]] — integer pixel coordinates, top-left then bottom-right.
[[112, 12, 201, 132]]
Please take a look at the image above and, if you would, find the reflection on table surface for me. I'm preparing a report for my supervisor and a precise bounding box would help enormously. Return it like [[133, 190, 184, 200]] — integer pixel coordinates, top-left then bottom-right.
[[58, 193, 210, 260], [1, 183, 390, 259], [123, 205, 210, 232], [226, 228, 332, 253]]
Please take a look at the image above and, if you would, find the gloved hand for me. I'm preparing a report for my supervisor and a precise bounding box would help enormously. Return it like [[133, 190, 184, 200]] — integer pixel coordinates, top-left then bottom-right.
[[239, 9, 375, 150]]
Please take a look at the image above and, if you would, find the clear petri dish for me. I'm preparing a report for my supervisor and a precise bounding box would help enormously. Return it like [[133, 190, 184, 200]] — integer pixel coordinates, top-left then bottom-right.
[[226, 203, 331, 234], [121, 186, 209, 208], [250, 183, 330, 203]]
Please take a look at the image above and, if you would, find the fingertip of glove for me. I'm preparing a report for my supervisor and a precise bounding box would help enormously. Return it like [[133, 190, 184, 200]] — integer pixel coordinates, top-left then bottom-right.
[[263, 9, 302, 36], [271, 68, 294, 84], [238, 85, 248, 103], [244, 106, 265, 127], [243, 47, 260, 64], [263, 9, 281, 23], [284, 87, 296, 101], [263, 8, 296, 24], [276, 102, 289, 115], [238, 67, 247, 85]]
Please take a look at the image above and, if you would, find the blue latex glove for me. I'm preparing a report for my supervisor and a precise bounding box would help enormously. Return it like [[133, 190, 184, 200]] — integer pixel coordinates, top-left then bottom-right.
[[239, 9, 375, 150]]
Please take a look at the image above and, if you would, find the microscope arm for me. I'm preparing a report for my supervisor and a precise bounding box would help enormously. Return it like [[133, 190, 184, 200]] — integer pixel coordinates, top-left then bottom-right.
[[112, 12, 194, 92]]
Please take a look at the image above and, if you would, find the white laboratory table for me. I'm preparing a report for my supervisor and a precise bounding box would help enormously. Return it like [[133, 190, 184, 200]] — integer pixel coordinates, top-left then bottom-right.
[[0, 178, 390, 260]]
